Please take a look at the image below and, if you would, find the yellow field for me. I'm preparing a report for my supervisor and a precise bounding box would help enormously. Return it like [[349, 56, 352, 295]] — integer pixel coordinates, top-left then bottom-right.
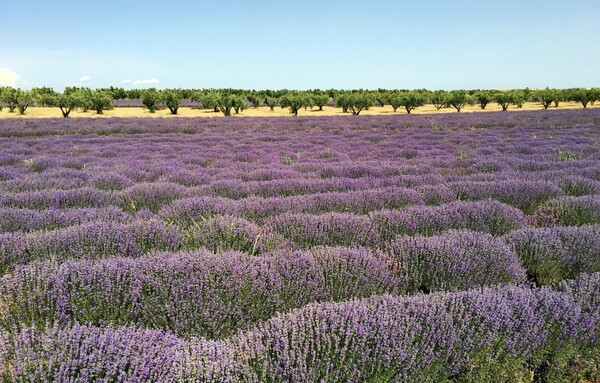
[[0, 101, 596, 118]]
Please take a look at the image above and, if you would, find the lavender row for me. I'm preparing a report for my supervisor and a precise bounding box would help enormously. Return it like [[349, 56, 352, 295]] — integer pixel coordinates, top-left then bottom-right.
[[161, 186, 421, 224], [0, 219, 179, 274], [1, 236, 529, 338], [1, 108, 599, 136], [0, 247, 403, 338], [2, 273, 598, 382], [504, 225, 600, 285]]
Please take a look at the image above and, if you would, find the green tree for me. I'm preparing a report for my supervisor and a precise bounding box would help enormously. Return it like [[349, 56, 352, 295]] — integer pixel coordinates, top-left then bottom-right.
[[312, 93, 329, 111], [447, 90, 474, 112], [15, 89, 34, 115], [31, 87, 56, 106], [509, 90, 526, 108], [1, 87, 19, 112], [141, 89, 162, 113], [429, 90, 448, 111], [88, 90, 113, 114], [397, 91, 427, 114], [265, 96, 278, 111], [374, 91, 389, 107], [213, 93, 246, 116], [246, 93, 262, 108], [162, 89, 181, 115], [280, 92, 311, 116], [388, 92, 402, 112], [534, 88, 555, 110], [474, 90, 494, 110], [340, 92, 375, 115], [494, 92, 514, 111], [552, 89, 566, 108], [48, 92, 82, 117], [570, 88, 593, 108], [232, 96, 247, 114], [192, 91, 220, 112]]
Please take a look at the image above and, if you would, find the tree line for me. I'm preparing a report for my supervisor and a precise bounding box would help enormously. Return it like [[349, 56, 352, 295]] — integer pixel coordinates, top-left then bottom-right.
[[1, 86, 598, 117]]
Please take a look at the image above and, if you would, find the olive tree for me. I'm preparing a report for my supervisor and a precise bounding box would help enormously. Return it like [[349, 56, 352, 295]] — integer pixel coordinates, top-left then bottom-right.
[[192, 91, 220, 112], [88, 90, 113, 114], [232, 96, 247, 114], [15, 89, 34, 115], [246, 93, 262, 108], [474, 90, 494, 110], [570, 88, 593, 108], [374, 91, 389, 107], [312, 93, 329, 111], [397, 91, 427, 114], [162, 89, 181, 115], [265, 96, 278, 111], [494, 92, 514, 111], [534, 88, 555, 110], [337, 92, 374, 115], [446, 90, 474, 112], [1, 87, 18, 112], [141, 89, 162, 113], [48, 92, 82, 117], [429, 90, 448, 111], [213, 93, 246, 116], [280, 92, 311, 116]]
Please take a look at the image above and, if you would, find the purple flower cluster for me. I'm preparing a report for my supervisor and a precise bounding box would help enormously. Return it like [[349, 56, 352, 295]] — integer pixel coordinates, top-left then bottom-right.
[[532, 195, 600, 226], [266, 213, 380, 248], [370, 200, 526, 240], [384, 230, 526, 293], [448, 179, 564, 214], [1, 247, 401, 338], [504, 225, 600, 285], [2, 274, 597, 382], [0, 219, 179, 273]]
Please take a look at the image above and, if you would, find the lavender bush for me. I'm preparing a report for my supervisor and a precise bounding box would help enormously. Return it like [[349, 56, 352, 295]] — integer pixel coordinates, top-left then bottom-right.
[[384, 230, 526, 293], [504, 225, 600, 285]]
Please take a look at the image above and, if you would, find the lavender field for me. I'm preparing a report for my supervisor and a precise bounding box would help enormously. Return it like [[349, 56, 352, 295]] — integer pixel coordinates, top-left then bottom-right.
[[0, 109, 599, 382]]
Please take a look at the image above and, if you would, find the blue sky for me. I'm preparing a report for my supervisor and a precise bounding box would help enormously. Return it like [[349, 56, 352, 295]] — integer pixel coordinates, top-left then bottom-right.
[[1, 0, 599, 90]]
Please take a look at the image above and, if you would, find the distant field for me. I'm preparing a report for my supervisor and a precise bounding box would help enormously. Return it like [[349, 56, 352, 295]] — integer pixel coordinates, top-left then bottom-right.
[[0, 101, 597, 118]]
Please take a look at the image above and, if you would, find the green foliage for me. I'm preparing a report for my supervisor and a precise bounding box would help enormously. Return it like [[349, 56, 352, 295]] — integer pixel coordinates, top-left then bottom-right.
[[312, 93, 329, 111], [534, 88, 556, 110], [429, 90, 448, 111], [474, 90, 494, 110], [570, 88, 594, 108], [192, 91, 220, 112], [88, 90, 113, 114], [215, 93, 246, 116], [48, 92, 83, 117], [141, 88, 162, 113], [447, 90, 475, 112], [494, 92, 514, 111], [374, 91, 390, 107], [336, 92, 374, 115], [265, 96, 278, 111], [397, 91, 427, 114], [162, 89, 181, 115], [280, 92, 311, 116], [1, 87, 19, 112], [14, 89, 34, 115], [246, 93, 262, 108], [558, 150, 583, 161]]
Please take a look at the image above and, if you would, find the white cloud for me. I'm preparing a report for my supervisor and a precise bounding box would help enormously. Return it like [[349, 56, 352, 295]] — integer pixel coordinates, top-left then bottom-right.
[[0, 67, 21, 86], [122, 78, 159, 85], [78, 75, 91, 82]]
